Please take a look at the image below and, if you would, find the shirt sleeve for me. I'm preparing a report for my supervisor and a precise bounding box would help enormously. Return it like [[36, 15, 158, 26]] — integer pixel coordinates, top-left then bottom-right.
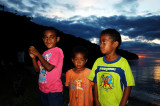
[[37, 60, 40, 67], [49, 49, 63, 67], [124, 60, 135, 87], [90, 81, 94, 86], [88, 59, 98, 83]]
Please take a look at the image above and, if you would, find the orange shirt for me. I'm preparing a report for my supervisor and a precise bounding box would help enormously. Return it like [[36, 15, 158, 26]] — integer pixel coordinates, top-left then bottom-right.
[[65, 68, 94, 106]]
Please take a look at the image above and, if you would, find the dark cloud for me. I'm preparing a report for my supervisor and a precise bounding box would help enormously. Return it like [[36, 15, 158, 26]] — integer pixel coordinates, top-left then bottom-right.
[[121, 41, 158, 50], [0, 3, 33, 17], [121, 41, 160, 58], [31, 14, 160, 53], [0, 0, 50, 16], [7, 0, 29, 10], [7, 0, 23, 5], [29, 0, 50, 9], [84, 15, 160, 40], [46, 0, 75, 11], [63, 4, 75, 11], [113, 0, 138, 14], [32, 15, 160, 41], [31, 16, 101, 39]]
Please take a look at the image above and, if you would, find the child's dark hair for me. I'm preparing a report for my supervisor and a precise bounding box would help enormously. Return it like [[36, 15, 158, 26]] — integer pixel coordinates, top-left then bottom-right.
[[101, 28, 121, 48], [71, 46, 88, 59], [43, 27, 60, 37]]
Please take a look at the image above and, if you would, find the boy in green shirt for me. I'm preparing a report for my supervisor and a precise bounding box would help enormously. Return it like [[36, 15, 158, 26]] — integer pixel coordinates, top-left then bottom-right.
[[88, 29, 135, 106]]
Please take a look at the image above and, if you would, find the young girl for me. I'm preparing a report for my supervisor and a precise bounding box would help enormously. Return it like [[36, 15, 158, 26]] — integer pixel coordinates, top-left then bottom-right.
[[65, 46, 94, 106], [29, 27, 64, 106]]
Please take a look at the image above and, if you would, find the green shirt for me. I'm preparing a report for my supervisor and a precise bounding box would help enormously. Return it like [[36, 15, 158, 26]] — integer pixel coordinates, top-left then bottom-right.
[[88, 56, 135, 106]]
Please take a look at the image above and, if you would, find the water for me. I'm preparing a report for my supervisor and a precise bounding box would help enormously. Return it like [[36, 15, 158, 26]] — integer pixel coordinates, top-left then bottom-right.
[[129, 57, 160, 105]]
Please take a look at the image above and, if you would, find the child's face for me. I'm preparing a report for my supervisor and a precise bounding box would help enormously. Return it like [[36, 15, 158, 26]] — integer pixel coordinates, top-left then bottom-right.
[[100, 34, 117, 55], [43, 30, 60, 49], [72, 53, 87, 70]]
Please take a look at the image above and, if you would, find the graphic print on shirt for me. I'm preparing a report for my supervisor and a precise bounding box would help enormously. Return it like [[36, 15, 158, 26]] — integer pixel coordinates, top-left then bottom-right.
[[71, 80, 87, 90], [100, 73, 114, 91], [39, 53, 52, 84]]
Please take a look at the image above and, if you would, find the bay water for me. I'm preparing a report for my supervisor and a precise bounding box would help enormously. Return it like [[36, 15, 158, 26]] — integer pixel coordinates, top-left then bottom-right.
[[129, 57, 160, 105]]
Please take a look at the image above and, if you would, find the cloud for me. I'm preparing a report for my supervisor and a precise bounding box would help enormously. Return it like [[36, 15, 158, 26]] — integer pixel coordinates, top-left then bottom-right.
[[31, 14, 160, 51], [0, 0, 50, 17], [7, 0, 32, 11], [1, 0, 160, 18], [89, 37, 99, 44], [31, 14, 160, 54], [32, 14, 160, 40], [63, 3, 75, 10], [32, 15, 102, 39], [121, 41, 160, 58], [28, 0, 50, 9], [113, 0, 139, 15]]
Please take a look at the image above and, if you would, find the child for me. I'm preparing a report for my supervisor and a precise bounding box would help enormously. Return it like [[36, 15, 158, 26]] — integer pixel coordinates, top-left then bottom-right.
[[29, 27, 64, 106], [88, 29, 135, 106], [65, 46, 94, 106]]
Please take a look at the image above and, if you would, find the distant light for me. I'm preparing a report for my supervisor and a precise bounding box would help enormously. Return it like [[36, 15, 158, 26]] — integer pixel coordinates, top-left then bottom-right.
[[138, 55, 147, 58], [152, 39, 160, 44], [121, 34, 135, 42], [128, 28, 134, 31], [135, 36, 160, 45], [119, 29, 122, 32], [90, 37, 99, 44]]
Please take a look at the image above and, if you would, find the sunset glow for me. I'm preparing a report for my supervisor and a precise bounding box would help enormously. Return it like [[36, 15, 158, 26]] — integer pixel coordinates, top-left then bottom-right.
[[138, 54, 159, 59], [154, 65, 160, 83], [138, 55, 147, 58]]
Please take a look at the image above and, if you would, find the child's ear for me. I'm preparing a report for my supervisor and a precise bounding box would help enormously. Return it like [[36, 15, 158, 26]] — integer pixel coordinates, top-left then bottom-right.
[[42, 37, 44, 41], [114, 41, 119, 48], [85, 59, 88, 63], [56, 36, 60, 42], [72, 58, 74, 62]]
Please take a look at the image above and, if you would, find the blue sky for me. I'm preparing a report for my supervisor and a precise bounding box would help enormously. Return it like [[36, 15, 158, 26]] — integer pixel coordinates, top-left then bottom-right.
[[0, 0, 160, 58]]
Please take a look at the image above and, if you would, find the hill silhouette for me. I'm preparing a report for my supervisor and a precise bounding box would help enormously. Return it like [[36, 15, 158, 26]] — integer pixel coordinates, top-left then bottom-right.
[[0, 11, 138, 72]]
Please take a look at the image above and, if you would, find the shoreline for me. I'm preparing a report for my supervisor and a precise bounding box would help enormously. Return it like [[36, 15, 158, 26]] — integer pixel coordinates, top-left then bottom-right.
[[129, 90, 160, 106]]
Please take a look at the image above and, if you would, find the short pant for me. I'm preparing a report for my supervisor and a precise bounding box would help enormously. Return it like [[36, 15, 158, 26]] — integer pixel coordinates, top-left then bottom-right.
[[39, 90, 63, 106]]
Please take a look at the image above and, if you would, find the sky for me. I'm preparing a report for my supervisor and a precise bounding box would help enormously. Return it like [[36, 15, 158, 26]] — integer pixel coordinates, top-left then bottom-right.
[[0, 0, 160, 58]]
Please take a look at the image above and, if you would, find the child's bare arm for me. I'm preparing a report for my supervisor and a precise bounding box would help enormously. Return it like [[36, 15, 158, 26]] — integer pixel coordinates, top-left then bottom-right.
[[120, 86, 132, 106], [37, 53, 55, 72], [29, 47, 40, 72], [65, 82, 70, 88], [31, 57, 40, 72], [29, 46, 55, 72], [94, 83, 101, 106]]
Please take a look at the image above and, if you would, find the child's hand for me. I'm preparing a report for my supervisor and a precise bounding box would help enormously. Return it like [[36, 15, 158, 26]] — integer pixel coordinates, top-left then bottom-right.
[[29, 46, 35, 59], [29, 46, 40, 57], [29, 52, 36, 59]]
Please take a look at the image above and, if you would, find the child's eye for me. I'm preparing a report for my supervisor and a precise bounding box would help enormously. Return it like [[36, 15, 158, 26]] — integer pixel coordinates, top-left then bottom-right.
[[103, 41, 106, 43], [43, 37, 48, 39], [81, 59, 84, 61], [101, 40, 106, 44], [50, 35, 56, 39], [100, 40, 106, 44]]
